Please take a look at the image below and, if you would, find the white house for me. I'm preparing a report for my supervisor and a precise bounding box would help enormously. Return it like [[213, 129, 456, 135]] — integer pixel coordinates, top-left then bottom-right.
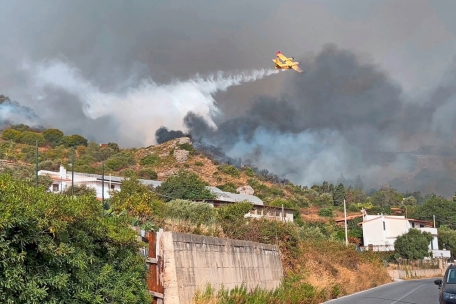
[[39, 166, 294, 222], [360, 213, 450, 258]]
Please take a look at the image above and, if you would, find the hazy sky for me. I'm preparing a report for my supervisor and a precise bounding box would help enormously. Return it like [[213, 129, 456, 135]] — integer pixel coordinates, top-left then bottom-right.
[[1, 0, 456, 193]]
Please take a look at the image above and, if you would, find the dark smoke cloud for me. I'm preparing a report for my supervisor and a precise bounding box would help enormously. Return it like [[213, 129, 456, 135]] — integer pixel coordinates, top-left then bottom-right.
[[155, 127, 187, 144], [183, 45, 456, 197]]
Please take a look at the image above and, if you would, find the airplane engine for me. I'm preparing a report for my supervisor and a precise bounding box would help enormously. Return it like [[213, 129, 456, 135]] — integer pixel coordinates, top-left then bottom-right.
[[288, 57, 294, 60]]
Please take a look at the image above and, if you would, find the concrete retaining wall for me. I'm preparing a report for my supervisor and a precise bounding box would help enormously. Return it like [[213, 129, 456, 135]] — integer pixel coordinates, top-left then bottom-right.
[[162, 232, 283, 304], [388, 268, 444, 279]]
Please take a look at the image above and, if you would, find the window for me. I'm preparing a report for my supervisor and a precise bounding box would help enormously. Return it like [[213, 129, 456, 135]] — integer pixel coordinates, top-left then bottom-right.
[[383, 221, 386, 230], [111, 184, 115, 190], [447, 269, 456, 284], [52, 184, 59, 192]]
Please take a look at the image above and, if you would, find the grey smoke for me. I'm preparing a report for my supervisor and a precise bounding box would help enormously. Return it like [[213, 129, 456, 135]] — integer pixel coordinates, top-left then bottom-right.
[[183, 45, 456, 197], [0, 95, 40, 129]]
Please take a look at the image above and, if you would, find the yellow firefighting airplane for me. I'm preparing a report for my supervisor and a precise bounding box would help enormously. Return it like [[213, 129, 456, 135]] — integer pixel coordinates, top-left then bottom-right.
[[272, 51, 303, 73]]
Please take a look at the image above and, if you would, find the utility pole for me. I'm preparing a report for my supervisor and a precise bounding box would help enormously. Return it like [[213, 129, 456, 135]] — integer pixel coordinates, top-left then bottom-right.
[[433, 215, 436, 228], [71, 148, 75, 198], [344, 199, 348, 246], [102, 162, 105, 208], [35, 140, 38, 188]]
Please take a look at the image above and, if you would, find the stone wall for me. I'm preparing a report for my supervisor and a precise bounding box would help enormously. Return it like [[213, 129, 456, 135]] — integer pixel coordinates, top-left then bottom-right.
[[162, 232, 283, 304], [388, 268, 444, 279]]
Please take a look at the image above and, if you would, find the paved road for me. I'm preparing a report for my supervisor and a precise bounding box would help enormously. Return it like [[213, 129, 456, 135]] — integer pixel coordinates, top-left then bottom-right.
[[324, 278, 440, 304]]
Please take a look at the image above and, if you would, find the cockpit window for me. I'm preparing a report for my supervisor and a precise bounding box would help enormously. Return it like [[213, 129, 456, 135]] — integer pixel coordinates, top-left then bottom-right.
[[447, 269, 456, 284]]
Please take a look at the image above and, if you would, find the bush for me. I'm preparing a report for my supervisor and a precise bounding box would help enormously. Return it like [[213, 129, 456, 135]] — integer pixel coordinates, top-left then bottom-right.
[[243, 167, 255, 177], [140, 154, 161, 166], [43, 128, 64, 146], [164, 199, 217, 225], [1, 129, 22, 142], [178, 143, 196, 154], [218, 164, 240, 177], [38, 160, 61, 171], [217, 182, 237, 193], [194, 161, 204, 166], [20, 131, 46, 146], [156, 170, 216, 201], [139, 168, 158, 179], [319, 208, 333, 217]]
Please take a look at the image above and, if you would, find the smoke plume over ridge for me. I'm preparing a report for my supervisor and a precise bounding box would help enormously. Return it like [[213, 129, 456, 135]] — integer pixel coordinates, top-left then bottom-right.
[[22, 59, 278, 146], [180, 45, 456, 196]]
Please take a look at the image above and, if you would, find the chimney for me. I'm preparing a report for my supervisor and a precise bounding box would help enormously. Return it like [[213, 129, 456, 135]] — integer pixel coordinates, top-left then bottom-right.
[[59, 165, 67, 179]]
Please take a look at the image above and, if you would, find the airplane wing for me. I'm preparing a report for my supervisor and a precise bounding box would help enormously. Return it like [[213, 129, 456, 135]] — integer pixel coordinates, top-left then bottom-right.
[[292, 65, 303, 73], [276, 52, 288, 62]]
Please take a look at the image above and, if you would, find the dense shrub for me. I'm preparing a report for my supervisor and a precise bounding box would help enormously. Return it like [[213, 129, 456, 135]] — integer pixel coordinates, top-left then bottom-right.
[[318, 208, 333, 217], [140, 154, 161, 166], [217, 182, 237, 193], [139, 168, 158, 179], [218, 164, 240, 177], [164, 199, 217, 225]]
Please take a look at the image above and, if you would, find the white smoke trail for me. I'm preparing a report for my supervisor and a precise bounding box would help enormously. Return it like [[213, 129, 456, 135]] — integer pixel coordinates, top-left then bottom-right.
[[21, 59, 279, 146]]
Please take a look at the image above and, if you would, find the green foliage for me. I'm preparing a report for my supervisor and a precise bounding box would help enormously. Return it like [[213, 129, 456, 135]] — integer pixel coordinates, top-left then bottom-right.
[[394, 228, 433, 259], [194, 277, 320, 304], [217, 182, 237, 193], [1, 129, 22, 142], [156, 170, 216, 201], [318, 208, 333, 217], [138, 168, 158, 179], [105, 151, 136, 171], [194, 161, 204, 166], [164, 199, 217, 225], [1, 166, 52, 189], [139, 154, 161, 166], [20, 131, 45, 146], [62, 184, 97, 197], [61, 134, 88, 147], [85, 142, 116, 162], [42, 128, 64, 146], [38, 159, 61, 171], [218, 164, 240, 177], [371, 187, 403, 207], [243, 167, 255, 177], [314, 193, 333, 207], [410, 194, 456, 229], [110, 176, 164, 223], [178, 143, 196, 154], [438, 225, 456, 257], [333, 183, 346, 205], [10, 123, 30, 132], [0, 173, 151, 303]]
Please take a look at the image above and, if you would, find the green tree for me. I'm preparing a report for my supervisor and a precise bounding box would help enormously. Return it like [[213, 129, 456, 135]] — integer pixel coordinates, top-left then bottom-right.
[[10, 123, 30, 132], [19, 131, 45, 146], [333, 183, 346, 205], [0, 173, 151, 303], [43, 128, 64, 147], [371, 187, 403, 207], [62, 134, 88, 147], [394, 228, 433, 259], [155, 170, 216, 202], [110, 176, 165, 223], [138, 168, 158, 180], [1, 128, 22, 142], [410, 194, 456, 229], [438, 225, 456, 257], [62, 184, 97, 197]]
